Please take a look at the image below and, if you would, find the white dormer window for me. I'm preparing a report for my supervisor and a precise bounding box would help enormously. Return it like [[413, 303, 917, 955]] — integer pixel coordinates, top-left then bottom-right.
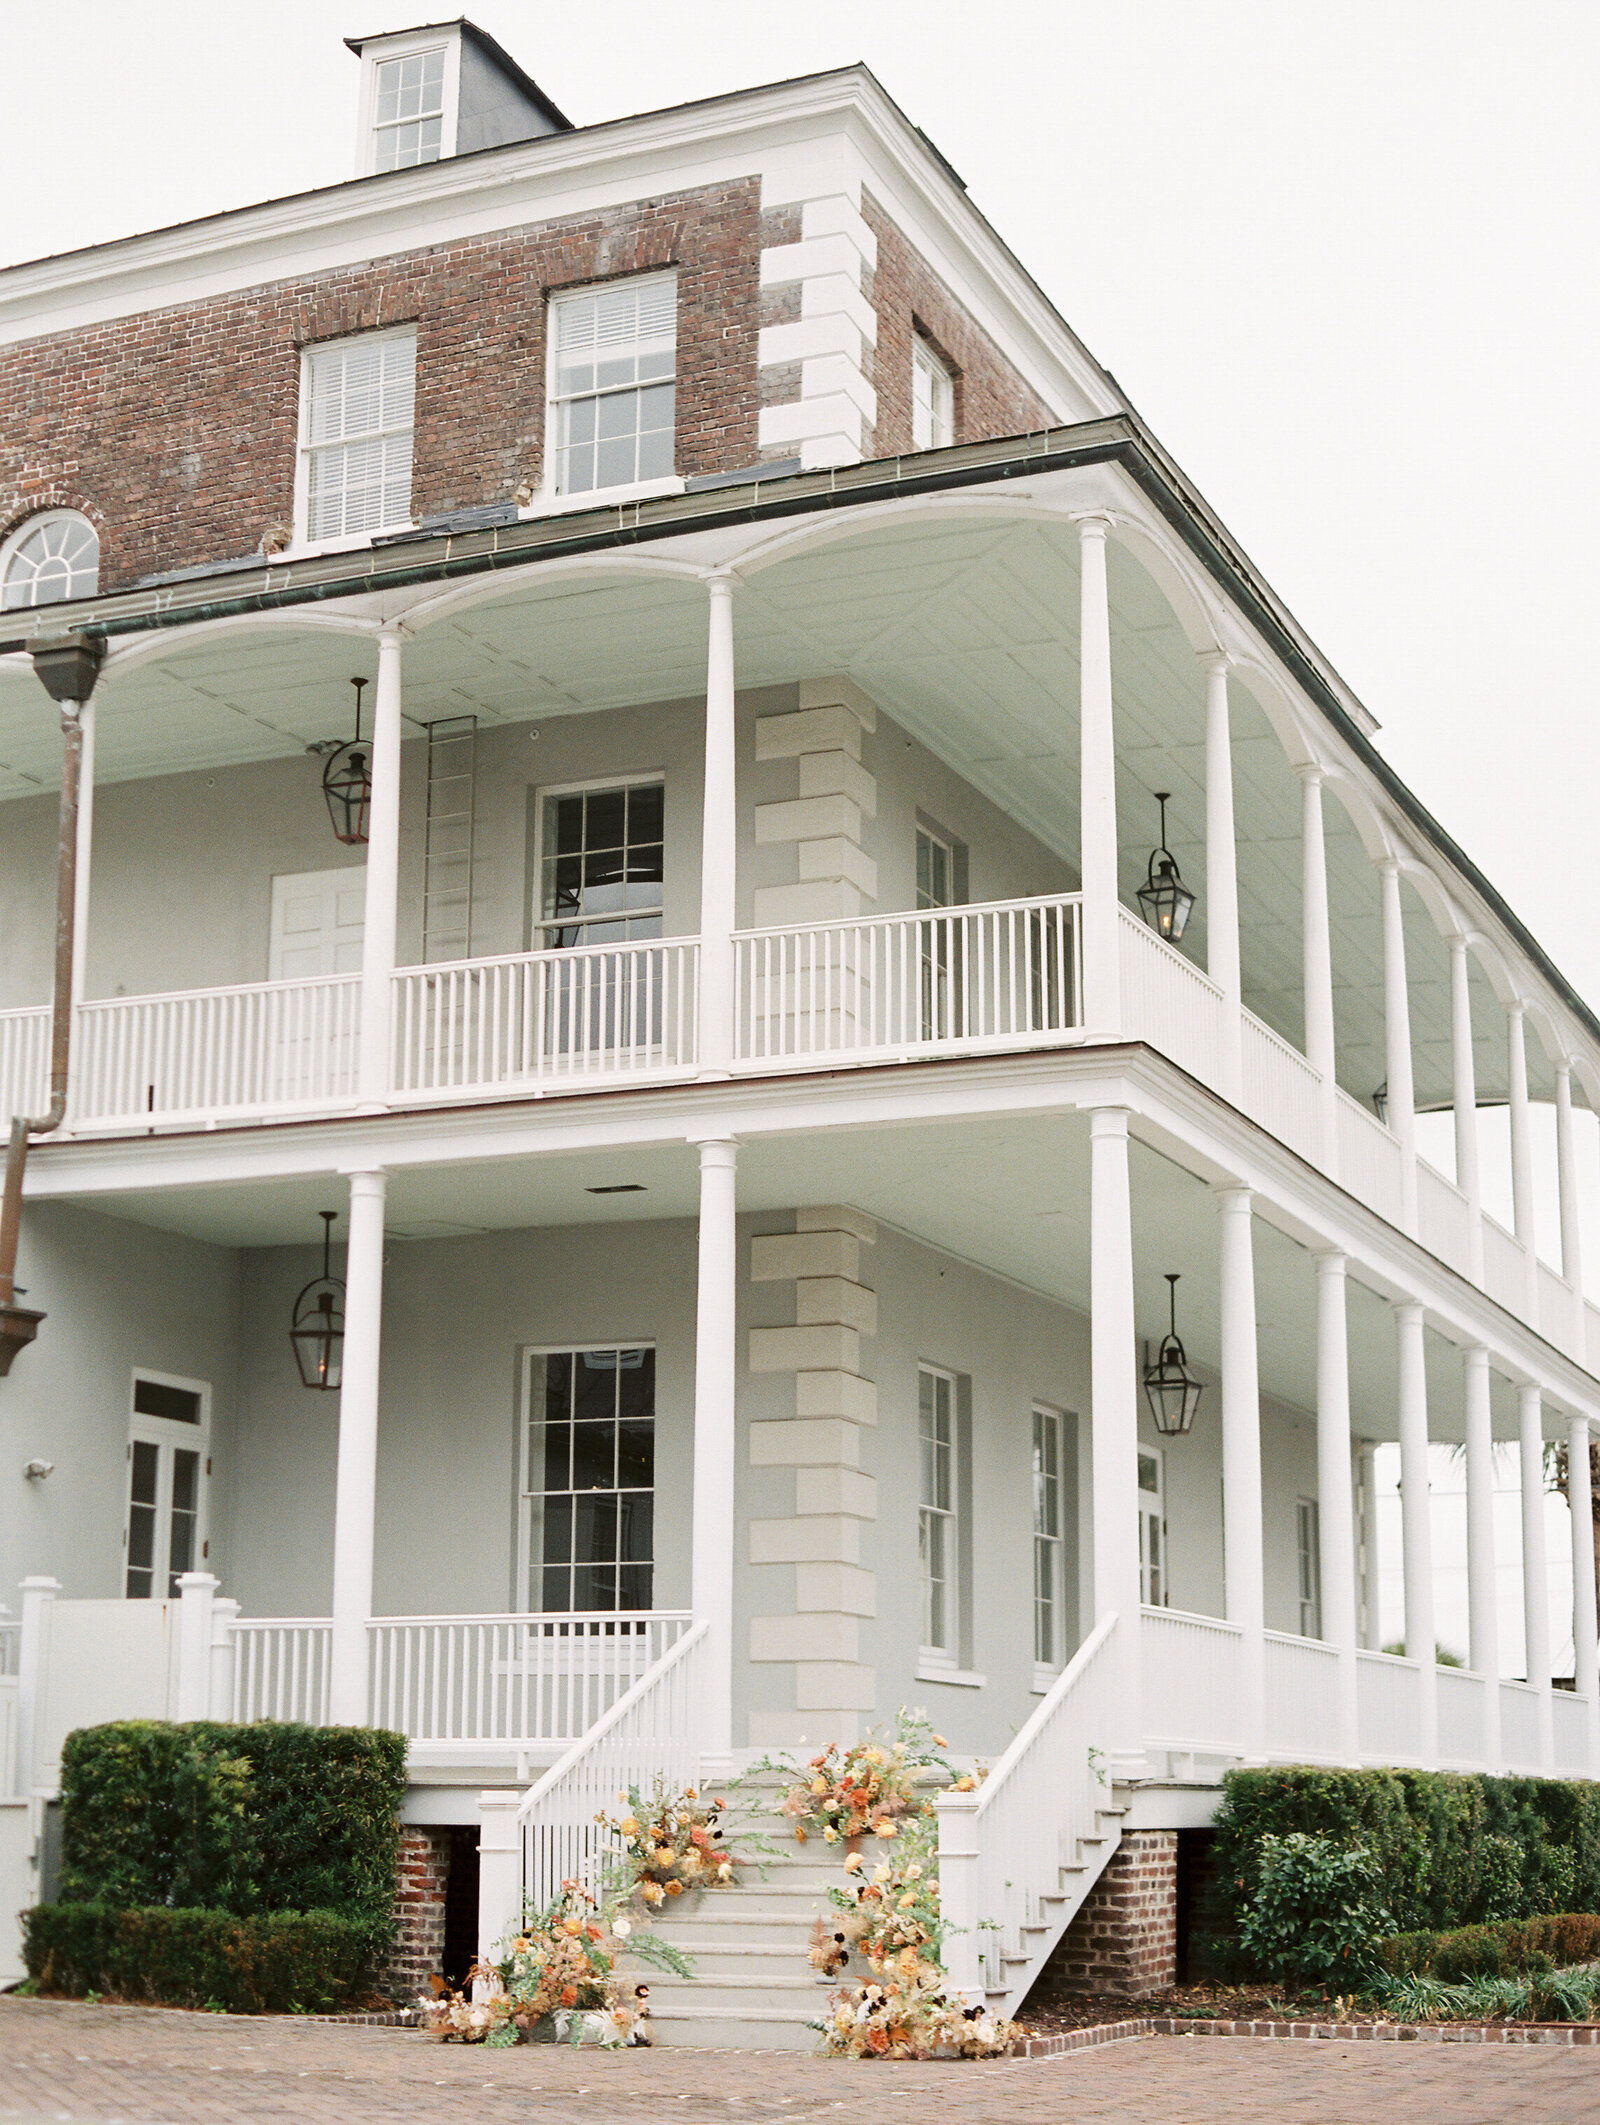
[[373, 46, 447, 170], [297, 329, 416, 544], [912, 337, 955, 451]]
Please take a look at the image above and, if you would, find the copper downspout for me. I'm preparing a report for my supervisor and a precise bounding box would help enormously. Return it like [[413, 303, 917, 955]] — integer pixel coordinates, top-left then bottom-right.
[[0, 634, 102, 1374]]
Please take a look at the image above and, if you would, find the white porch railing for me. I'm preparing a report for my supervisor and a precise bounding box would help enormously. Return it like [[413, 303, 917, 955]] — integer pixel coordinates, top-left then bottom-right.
[[0, 1676, 18, 1802], [1500, 1679, 1544, 1768], [230, 1619, 334, 1726], [1336, 1090, 1406, 1227], [0, 1623, 19, 1679], [0, 1006, 49, 1122], [391, 937, 698, 1097], [1436, 1665, 1491, 1765], [1417, 1159, 1474, 1280], [1241, 1011, 1324, 1165], [367, 1611, 693, 1749], [73, 975, 361, 1129], [937, 1611, 1121, 2014], [1482, 1214, 1533, 1318], [1141, 1607, 1244, 1755], [1263, 1631, 1342, 1760], [1117, 909, 1225, 1082], [1553, 1689, 1593, 1774], [519, 1617, 709, 1915], [732, 894, 1081, 1064], [1538, 1261, 1575, 1349], [1356, 1648, 1424, 1762]]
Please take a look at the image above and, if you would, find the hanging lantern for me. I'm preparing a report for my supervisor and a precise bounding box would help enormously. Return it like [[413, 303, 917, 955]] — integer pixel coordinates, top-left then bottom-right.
[[289, 1211, 345, 1391], [1143, 1273, 1203, 1437], [1136, 790, 1196, 945], [321, 676, 371, 845]]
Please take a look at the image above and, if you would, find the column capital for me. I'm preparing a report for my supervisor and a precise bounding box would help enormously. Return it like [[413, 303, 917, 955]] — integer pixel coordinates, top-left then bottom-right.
[[1507, 997, 1527, 1024], [376, 618, 410, 647], [1213, 1182, 1253, 1214], [705, 569, 740, 597], [1391, 1298, 1425, 1326], [1295, 761, 1326, 790], [1464, 1342, 1492, 1370], [1200, 648, 1232, 679], [338, 1164, 388, 1189], [1088, 1105, 1130, 1141], [690, 1134, 739, 1165], [1314, 1247, 1348, 1278], [1376, 853, 1402, 881], [1070, 509, 1114, 541]]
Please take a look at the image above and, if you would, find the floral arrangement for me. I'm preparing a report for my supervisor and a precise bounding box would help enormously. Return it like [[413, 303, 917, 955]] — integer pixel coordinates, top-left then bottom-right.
[[596, 1780, 742, 1906], [420, 1880, 688, 2048], [822, 1979, 1019, 2061], [760, 1708, 968, 1845]]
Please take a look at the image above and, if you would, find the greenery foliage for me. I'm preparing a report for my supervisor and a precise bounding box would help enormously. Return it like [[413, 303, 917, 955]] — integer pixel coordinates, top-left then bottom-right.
[[22, 1904, 378, 2014], [1375, 1911, 1600, 1981], [1234, 1832, 1391, 1988], [1370, 1960, 1600, 2025]]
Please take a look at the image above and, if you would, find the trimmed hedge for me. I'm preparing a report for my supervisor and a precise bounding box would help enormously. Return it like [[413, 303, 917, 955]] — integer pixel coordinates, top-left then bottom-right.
[[58, 1720, 405, 1928], [23, 1904, 380, 2014], [1377, 1912, 1600, 1981]]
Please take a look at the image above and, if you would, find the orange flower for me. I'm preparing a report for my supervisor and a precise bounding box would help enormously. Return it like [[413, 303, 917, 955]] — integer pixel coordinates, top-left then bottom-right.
[[560, 1985, 578, 2007], [665, 1878, 685, 1896], [795, 1826, 808, 1842]]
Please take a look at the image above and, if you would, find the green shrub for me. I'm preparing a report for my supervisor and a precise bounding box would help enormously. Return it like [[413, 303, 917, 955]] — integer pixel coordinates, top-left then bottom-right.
[[1235, 1831, 1390, 1987], [1377, 1911, 1600, 1980], [59, 1721, 405, 1931], [22, 1903, 381, 2014]]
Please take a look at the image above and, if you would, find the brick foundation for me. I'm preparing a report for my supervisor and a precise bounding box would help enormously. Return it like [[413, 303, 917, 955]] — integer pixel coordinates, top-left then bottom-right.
[[1042, 1831, 1179, 1998], [384, 1827, 452, 2002]]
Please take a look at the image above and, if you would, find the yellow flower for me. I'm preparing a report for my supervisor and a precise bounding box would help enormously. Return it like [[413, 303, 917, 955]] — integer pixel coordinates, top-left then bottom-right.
[[844, 1852, 864, 1874], [811, 1777, 829, 1796], [953, 1774, 976, 1792], [619, 1818, 638, 1837], [874, 1818, 898, 1839], [822, 1826, 839, 1843], [932, 1734, 949, 1749]]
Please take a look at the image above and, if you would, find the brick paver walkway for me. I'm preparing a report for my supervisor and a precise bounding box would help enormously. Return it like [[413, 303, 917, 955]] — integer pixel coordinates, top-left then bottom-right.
[[0, 1997, 1595, 2124]]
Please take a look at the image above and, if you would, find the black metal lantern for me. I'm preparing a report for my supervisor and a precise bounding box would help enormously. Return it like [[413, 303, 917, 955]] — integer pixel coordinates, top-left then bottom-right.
[[1143, 1273, 1203, 1437], [1136, 791, 1196, 945], [321, 677, 371, 846], [290, 1211, 345, 1391]]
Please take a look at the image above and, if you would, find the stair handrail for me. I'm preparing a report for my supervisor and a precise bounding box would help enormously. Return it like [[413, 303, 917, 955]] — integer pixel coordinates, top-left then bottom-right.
[[936, 1610, 1121, 2007]]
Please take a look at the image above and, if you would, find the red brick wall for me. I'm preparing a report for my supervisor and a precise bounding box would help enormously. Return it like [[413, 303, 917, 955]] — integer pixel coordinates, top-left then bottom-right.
[[385, 1827, 451, 2001], [0, 179, 762, 592], [1042, 1832, 1179, 1998], [861, 190, 1054, 458]]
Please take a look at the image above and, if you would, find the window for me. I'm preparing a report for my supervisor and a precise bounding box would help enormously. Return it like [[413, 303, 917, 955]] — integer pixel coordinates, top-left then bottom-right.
[[521, 1347, 655, 1612], [912, 337, 954, 451], [538, 781, 665, 947], [1032, 1406, 1064, 1673], [1138, 1447, 1166, 1607], [919, 1366, 957, 1656], [372, 47, 447, 170], [916, 823, 959, 1040], [1, 511, 99, 610], [1297, 1498, 1323, 1639], [124, 1372, 209, 1600], [549, 276, 676, 496], [299, 331, 416, 542]]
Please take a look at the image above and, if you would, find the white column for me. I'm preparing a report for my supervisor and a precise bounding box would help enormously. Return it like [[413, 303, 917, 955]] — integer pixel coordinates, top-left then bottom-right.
[[69, 695, 95, 1012], [1204, 655, 1242, 1102], [357, 628, 404, 1106], [1566, 1414, 1598, 1769], [1356, 1440, 1382, 1648], [209, 1595, 240, 1722], [690, 1135, 738, 1775], [1314, 1253, 1360, 1761], [475, 1790, 523, 1988], [174, 1571, 219, 1721], [1518, 1382, 1554, 1768], [14, 1576, 59, 1795], [697, 575, 738, 1075], [1299, 768, 1339, 1173], [1463, 1345, 1501, 1767], [1379, 860, 1418, 1234], [1218, 1186, 1265, 1758], [1555, 1062, 1584, 1349], [1506, 1004, 1539, 1322], [1076, 515, 1121, 1035], [329, 1167, 387, 1724], [1089, 1108, 1143, 1772], [1395, 1302, 1438, 1762], [1449, 938, 1485, 1286]]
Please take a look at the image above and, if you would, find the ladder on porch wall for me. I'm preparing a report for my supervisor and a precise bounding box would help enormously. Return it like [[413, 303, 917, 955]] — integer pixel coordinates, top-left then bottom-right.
[[422, 716, 477, 962]]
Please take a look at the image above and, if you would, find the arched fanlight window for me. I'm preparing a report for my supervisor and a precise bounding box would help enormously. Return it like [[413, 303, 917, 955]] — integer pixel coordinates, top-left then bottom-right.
[[1, 511, 100, 611]]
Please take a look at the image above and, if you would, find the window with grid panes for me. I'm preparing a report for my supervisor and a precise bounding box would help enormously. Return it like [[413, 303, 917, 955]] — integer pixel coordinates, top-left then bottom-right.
[[549, 276, 676, 495], [125, 1374, 207, 1600], [372, 48, 446, 169], [919, 1366, 957, 1654], [1032, 1407, 1063, 1669], [539, 782, 664, 945], [522, 1348, 655, 1613], [912, 337, 954, 450], [301, 331, 416, 541], [1138, 1447, 1166, 1607], [1297, 1497, 1323, 1639], [1, 511, 99, 610]]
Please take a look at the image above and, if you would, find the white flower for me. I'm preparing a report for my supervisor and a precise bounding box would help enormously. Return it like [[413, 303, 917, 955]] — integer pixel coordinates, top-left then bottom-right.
[[612, 1917, 632, 1938]]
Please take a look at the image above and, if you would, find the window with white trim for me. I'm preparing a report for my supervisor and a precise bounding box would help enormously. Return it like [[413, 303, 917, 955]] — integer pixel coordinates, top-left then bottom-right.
[[1, 511, 99, 610], [548, 276, 676, 496], [537, 780, 665, 948], [912, 336, 954, 451], [372, 46, 447, 170], [919, 1366, 958, 1656], [124, 1372, 209, 1600], [520, 1347, 655, 1613], [1138, 1446, 1166, 1608], [1297, 1497, 1323, 1639], [1032, 1405, 1064, 1671], [299, 330, 416, 542]]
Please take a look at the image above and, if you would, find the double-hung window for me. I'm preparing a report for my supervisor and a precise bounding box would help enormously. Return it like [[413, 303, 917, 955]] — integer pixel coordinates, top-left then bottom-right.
[[372, 47, 446, 170], [521, 1346, 655, 1613], [548, 275, 676, 497], [1138, 1447, 1166, 1607], [1297, 1498, 1323, 1639], [912, 336, 954, 450], [300, 330, 417, 542], [1032, 1406, 1064, 1675], [918, 1366, 958, 1658]]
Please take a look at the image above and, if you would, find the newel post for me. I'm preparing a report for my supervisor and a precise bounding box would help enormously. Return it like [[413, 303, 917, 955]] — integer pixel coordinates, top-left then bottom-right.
[[174, 1571, 219, 1721], [15, 1576, 58, 1796], [475, 1790, 524, 1997], [933, 1786, 983, 2003]]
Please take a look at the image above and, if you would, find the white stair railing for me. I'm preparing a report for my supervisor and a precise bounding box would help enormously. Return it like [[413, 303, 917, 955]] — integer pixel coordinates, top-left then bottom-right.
[[936, 1611, 1121, 2015], [518, 1618, 709, 1918], [229, 1619, 333, 1725]]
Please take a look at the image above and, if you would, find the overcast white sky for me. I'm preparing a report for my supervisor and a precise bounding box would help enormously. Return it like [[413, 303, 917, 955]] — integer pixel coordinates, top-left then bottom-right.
[[7, 0, 1598, 1020]]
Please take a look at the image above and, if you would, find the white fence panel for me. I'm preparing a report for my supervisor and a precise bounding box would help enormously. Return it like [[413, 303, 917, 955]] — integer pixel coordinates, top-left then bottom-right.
[[1141, 1607, 1244, 1754], [1263, 1632, 1342, 1759], [1482, 1215, 1533, 1319], [230, 1620, 333, 1725], [0, 1007, 49, 1123], [734, 895, 1081, 1064], [1356, 1649, 1423, 1762], [1336, 1092, 1405, 1226], [368, 1612, 692, 1747], [1240, 1012, 1324, 1164], [1436, 1666, 1490, 1767], [392, 939, 698, 1097], [1537, 1261, 1576, 1351], [0, 1678, 17, 1801], [1551, 1689, 1593, 1776], [1417, 1160, 1474, 1280], [1117, 910, 1225, 1086], [0, 1623, 19, 1679], [74, 977, 360, 1128], [1498, 1680, 1543, 1768]]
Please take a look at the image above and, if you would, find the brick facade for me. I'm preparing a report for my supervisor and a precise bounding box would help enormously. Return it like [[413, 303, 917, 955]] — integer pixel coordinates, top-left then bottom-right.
[[0, 179, 762, 592], [860, 190, 1054, 457], [1041, 1831, 1179, 1998], [384, 1827, 452, 2002]]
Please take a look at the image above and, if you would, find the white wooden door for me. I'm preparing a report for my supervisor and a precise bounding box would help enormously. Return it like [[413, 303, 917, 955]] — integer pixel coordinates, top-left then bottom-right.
[[269, 867, 366, 979], [124, 1372, 211, 1600]]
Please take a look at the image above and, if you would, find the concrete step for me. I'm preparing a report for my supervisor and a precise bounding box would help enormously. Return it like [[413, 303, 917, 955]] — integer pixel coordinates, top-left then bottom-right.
[[640, 1942, 820, 1981], [645, 2004, 823, 2052], [643, 1972, 831, 2019]]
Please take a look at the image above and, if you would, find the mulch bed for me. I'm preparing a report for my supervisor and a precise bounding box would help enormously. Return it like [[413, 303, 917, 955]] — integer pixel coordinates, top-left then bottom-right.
[[1018, 1983, 1323, 2034]]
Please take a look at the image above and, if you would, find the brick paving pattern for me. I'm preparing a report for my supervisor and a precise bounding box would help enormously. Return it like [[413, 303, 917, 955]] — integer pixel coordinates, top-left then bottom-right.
[[2, 1997, 1598, 2125]]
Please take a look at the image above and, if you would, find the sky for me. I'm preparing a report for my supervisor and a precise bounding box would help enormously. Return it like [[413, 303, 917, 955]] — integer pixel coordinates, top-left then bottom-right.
[[5, 0, 1597, 1011]]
